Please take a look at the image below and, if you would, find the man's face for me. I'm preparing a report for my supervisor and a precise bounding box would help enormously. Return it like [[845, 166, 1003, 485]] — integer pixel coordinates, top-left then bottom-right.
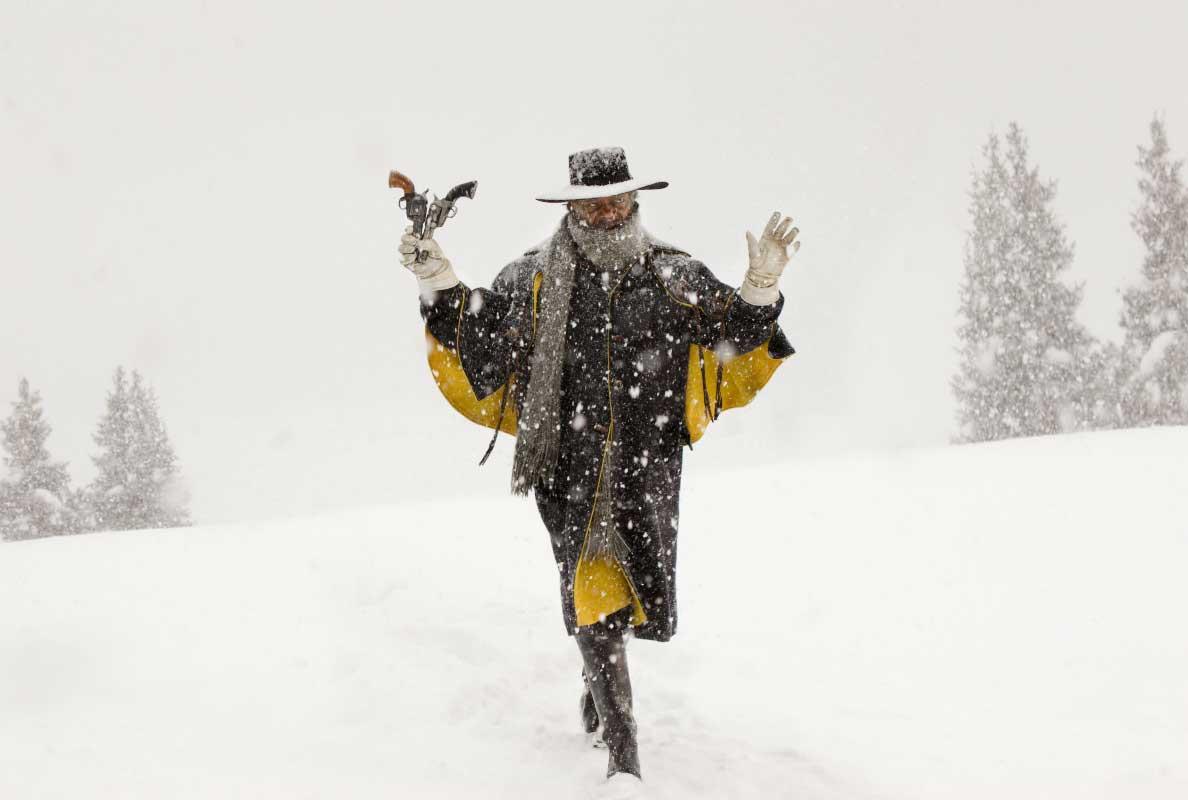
[[568, 192, 637, 230]]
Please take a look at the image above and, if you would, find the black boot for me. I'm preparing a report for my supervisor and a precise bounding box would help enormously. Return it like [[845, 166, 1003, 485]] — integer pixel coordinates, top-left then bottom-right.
[[580, 669, 601, 735], [575, 610, 640, 779]]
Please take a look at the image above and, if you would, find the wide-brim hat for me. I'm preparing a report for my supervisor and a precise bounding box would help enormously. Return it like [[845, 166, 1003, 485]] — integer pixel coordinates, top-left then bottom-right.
[[535, 146, 668, 203]]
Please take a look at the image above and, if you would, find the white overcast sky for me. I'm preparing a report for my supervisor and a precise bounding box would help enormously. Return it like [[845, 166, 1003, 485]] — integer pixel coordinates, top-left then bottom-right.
[[2, 0, 1186, 523]]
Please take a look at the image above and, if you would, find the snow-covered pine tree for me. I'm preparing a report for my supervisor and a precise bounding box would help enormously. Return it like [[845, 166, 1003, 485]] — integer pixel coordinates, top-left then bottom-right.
[[953, 124, 1096, 442], [0, 378, 74, 541], [1119, 117, 1188, 426], [87, 367, 190, 531], [127, 373, 190, 528], [1082, 340, 1127, 430], [85, 367, 133, 531]]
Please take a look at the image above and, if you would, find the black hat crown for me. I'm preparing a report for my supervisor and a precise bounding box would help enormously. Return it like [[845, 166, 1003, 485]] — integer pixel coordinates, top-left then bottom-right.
[[569, 147, 632, 187]]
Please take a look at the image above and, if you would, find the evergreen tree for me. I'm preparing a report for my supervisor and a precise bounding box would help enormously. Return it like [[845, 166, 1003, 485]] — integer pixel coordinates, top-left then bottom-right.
[[1083, 341, 1127, 430], [84, 367, 133, 531], [953, 124, 1096, 442], [1119, 117, 1188, 426], [0, 378, 73, 540], [87, 368, 190, 531]]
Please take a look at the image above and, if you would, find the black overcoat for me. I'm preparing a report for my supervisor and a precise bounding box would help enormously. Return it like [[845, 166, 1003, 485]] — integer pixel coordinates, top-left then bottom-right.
[[419, 221, 792, 641]]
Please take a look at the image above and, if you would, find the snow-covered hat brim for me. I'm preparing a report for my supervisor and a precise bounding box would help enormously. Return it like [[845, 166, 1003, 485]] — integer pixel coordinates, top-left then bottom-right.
[[535, 178, 669, 203]]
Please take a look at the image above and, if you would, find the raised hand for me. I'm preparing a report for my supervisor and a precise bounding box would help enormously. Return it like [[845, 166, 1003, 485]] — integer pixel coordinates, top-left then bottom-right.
[[740, 212, 800, 305]]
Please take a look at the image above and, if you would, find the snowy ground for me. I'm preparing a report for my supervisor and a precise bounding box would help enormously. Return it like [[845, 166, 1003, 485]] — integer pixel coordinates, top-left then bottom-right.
[[3, 428, 1187, 799]]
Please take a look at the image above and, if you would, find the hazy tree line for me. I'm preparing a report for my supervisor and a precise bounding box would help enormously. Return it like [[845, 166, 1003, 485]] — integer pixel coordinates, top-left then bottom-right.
[[0, 367, 190, 541], [954, 117, 1188, 442]]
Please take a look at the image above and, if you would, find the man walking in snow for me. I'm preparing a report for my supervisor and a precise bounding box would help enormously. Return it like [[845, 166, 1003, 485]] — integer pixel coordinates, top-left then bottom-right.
[[399, 147, 799, 789]]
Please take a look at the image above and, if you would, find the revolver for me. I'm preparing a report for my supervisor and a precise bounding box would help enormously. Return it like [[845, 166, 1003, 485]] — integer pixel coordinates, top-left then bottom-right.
[[388, 169, 478, 263]]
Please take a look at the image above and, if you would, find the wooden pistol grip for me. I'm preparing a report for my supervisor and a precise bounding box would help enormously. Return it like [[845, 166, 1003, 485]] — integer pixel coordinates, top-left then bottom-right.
[[388, 169, 416, 195]]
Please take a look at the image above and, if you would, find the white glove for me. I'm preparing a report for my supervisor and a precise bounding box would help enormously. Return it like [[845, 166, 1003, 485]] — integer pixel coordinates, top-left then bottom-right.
[[739, 212, 800, 305], [399, 228, 460, 292]]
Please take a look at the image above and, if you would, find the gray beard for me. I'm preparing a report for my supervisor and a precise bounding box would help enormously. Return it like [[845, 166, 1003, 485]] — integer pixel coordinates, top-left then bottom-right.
[[510, 207, 652, 498], [566, 206, 649, 275]]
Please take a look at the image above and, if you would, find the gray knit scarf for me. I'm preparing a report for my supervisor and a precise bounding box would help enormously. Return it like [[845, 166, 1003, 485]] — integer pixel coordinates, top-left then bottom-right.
[[510, 206, 649, 498]]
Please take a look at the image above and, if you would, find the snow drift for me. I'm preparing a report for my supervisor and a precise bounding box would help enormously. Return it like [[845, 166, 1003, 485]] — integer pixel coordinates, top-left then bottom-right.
[[2, 429, 1187, 799]]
